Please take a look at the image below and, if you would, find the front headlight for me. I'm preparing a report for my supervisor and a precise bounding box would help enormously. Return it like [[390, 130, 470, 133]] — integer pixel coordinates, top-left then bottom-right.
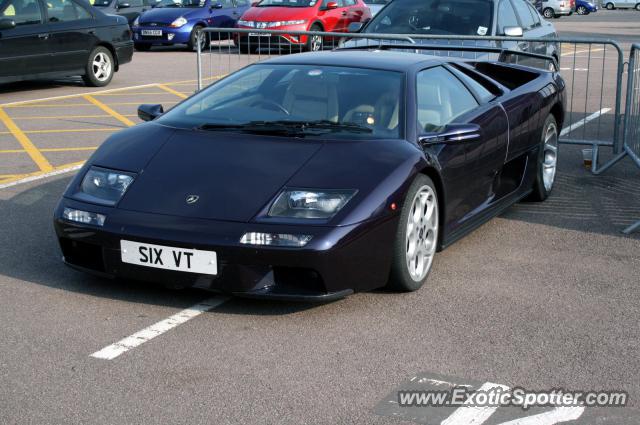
[[77, 166, 135, 206], [267, 19, 307, 28], [237, 20, 255, 27], [132, 16, 139, 26], [170, 16, 188, 28], [268, 189, 357, 219]]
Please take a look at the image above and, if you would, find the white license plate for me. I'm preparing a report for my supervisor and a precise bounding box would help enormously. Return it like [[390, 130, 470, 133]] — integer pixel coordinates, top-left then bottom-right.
[[141, 29, 163, 36], [248, 32, 271, 37], [120, 240, 217, 275]]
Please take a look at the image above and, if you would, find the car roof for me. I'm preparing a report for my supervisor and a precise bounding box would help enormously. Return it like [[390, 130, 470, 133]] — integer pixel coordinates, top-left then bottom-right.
[[260, 50, 444, 72]]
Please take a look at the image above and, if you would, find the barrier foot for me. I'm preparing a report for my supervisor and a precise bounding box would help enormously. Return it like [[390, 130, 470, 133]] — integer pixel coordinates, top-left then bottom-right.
[[623, 220, 640, 235]]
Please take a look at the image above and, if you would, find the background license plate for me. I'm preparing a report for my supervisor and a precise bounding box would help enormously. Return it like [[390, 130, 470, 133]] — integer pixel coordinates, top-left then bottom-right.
[[249, 32, 271, 37], [141, 30, 162, 36], [120, 240, 217, 275]]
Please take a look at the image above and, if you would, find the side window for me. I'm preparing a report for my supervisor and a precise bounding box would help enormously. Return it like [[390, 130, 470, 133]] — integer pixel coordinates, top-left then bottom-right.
[[219, 0, 233, 7], [416, 67, 478, 132], [343, 0, 356, 5], [497, 0, 519, 34], [235, 0, 250, 6], [47, 0, 91, 22], [527, 3, 540, 25], [0, 0, 43, 26], [128, 0, 143, 6], [511, 0, 535, 29]]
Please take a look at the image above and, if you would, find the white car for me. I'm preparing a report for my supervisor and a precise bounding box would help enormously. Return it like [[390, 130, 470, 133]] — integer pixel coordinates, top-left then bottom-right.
[[601, 0, 640, 9]]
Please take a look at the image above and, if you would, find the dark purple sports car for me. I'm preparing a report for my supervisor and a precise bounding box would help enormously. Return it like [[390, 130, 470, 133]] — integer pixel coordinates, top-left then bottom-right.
[[54, 49, 565, 301]]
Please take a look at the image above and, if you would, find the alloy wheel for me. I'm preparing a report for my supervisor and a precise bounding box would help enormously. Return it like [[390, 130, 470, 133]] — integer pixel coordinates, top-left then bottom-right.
[[577, 5, 586, 13], [92, 52, 112, 82], [543, 8, 554, 18], [542, 121, 558, 192], [310, 35, 322, 52], [405, 185, 438, 282]]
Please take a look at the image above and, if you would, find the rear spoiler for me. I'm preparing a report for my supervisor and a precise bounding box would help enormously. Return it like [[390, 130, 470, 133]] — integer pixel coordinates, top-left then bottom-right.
[[336, 42, 558, 71]]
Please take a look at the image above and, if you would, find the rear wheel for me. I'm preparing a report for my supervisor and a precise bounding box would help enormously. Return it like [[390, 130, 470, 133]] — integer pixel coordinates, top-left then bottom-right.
[[543, 7, 555, 18], [387, 175, 439, 292], [304, 24, 323, 52], [635, 3, 640, 10], [82, 46, 114, 87], [606, 2, 614, 9], [134, 43, 152, 51], [527, 115, 559, 202], [577, 5, 588, 14]]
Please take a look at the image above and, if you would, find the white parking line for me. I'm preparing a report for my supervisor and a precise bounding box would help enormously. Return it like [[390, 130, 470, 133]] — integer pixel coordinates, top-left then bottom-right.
[[560, 107, 611, 137], [0, 163, 84, 190], [90, 296, 229, 360]]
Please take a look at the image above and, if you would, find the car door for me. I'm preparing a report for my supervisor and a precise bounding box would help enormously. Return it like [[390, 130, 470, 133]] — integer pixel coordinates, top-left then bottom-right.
[[319, 0, 346, 32], [45, 0, 96, 73], [0, 0, 50, 79], [341, 0, 365, 28], [209, 0, 235, 29], [416, 66, 509, 233], [495, 0, 521, 51]]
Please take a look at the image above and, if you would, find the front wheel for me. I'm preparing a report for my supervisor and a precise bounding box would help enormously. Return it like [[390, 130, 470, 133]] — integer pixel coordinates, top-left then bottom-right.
[[387, 175, 439, 292], [187, 25, 208, 51], [577, 5, 587, 14], [635, 3, 640, 10], [527, 115, 559, 202], [82, 46, 114, 87], [543, 7, 555, 18], [606, 2, 614, 9], [304, 24, 323, 52]]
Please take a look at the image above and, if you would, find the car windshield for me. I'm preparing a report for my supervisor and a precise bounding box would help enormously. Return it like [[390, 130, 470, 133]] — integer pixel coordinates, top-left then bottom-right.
[[155, 0, 204, 8], [158, 64, 404, 139], [255, 0, 317, 7], [364, 0, 493, 36]]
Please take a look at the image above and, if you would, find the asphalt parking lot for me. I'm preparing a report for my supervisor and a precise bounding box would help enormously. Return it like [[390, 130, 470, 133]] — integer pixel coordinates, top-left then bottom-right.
[[1, 10, 639, 425]]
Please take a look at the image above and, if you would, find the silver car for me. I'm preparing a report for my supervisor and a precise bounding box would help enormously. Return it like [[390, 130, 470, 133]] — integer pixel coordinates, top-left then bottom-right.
[[601, 0, 640, 9]]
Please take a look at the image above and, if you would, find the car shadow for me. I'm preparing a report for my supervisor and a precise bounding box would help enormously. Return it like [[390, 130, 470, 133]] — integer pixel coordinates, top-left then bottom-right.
[[0, 78, 87, 96], [0, 176, 320, 315]]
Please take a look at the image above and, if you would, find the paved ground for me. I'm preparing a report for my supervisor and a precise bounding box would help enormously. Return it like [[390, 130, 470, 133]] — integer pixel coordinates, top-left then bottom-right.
[[0, 9, 639, 425]]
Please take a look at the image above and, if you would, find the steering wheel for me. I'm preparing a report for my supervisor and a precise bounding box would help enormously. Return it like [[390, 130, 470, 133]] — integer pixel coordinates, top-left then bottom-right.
[[250, 99, 290, 115]]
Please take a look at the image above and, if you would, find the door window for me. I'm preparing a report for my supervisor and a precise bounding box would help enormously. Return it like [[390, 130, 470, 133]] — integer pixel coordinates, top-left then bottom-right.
[[0, 0, 43, 25], [235, 0, 250, 6], [46, 0, 91, 22], [497, 0, 519, 34], [416, 66, 478, 132], [526, 2, 541, 25], [510, 0, 535, 29], [128, 0, 143, 6]]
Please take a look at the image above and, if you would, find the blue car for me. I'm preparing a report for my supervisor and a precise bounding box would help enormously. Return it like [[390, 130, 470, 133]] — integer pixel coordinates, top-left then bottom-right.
[[132, 0, 250, 51], [576, 0, 597, 13]]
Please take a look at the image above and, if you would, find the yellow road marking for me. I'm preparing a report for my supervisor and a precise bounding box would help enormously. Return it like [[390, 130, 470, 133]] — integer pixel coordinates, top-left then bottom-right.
[[11, 114, 137, 120], [0, 146, 97, 154], [0, 107, 53, 172], [0, 161, 85, 189], [84, 95, 135, 127], [0, 128, 117, 135], [156, 84, 189, 99], [92, 92, 178, 96], [6, 101, 177, 108]]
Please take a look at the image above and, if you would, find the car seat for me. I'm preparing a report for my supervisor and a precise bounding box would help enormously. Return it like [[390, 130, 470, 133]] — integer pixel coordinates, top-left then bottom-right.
[[282, 72, 339, 122]]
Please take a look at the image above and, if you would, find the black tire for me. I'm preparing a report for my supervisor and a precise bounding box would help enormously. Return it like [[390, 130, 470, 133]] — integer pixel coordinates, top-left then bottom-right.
[[543, 7, 555, 18], [387, 174, 439, 292], [527, 114, 559, 202], [134, 43, 152, 51], [635, 3, 640, 10], [187, 25, 208, 51], [606, 2, 614, 9], [82, 46, 114, 87], [304, 24, 323, 52]]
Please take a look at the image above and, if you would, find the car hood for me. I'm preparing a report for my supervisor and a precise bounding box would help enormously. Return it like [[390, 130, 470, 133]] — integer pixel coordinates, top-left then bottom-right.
[[138, 7, 202, 24], [239, 6, 314, 22], [115, 127, 323, 222]]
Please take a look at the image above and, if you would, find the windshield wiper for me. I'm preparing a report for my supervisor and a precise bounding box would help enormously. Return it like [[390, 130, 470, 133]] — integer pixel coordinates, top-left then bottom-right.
[[196, 120, 372, 136]]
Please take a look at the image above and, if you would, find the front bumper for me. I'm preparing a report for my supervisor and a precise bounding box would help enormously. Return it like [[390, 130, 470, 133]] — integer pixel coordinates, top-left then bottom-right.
[[132, 25, 192, 45], [54, 198, 397, 301], [235, 25, 311, 49]]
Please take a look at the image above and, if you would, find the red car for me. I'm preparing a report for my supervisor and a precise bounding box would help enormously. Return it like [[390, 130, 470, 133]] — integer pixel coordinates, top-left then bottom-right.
[[235, 0, 371, 53]]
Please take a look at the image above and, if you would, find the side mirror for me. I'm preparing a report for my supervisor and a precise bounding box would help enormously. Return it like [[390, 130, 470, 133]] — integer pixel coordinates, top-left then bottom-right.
[[419, 123, 482, 146], [503, 26, 523, 37], [347, 22, 363, 33], [325, 1, 338, 9], [117, 2, 131, 8], [0, 18, 16, 30], [138, 104, 164, 121]]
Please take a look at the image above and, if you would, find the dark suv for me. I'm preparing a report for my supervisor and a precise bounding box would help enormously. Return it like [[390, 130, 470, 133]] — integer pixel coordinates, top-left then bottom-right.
[[350, 0, 559, 64]]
